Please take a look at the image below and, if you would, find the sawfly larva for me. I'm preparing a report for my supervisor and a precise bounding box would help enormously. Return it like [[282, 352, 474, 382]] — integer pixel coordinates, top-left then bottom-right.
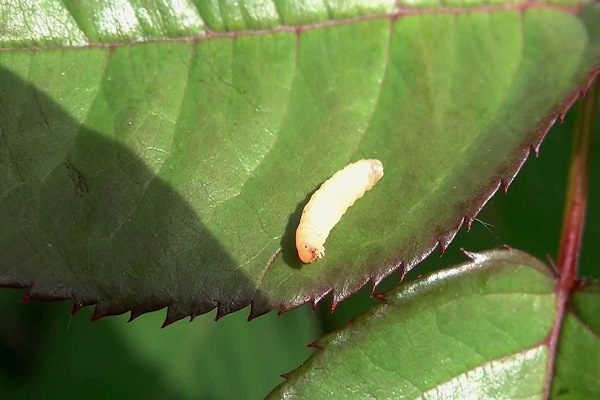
[[296, 159, 384, 263]]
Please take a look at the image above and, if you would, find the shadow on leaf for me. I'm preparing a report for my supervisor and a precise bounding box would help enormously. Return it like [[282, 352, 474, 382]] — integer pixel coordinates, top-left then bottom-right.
[[0, 67, 270, 325]]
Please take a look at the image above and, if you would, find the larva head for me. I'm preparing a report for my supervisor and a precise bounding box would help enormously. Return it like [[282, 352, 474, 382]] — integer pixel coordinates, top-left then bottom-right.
[[297, 242, 319, 263], [370, 159, 384, 181]]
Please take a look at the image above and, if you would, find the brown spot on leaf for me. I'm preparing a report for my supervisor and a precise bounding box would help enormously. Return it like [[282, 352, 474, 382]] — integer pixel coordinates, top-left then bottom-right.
[[65, 160, 88, 197]]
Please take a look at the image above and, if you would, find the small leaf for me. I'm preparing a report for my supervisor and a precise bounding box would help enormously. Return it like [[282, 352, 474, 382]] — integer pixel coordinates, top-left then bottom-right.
[[269, 249, 598, 399], [551, 282, 600, 399]]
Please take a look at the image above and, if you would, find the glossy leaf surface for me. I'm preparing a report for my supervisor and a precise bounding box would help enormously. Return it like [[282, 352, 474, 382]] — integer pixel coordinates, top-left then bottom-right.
[[0, 1, 599, 321], [269, 249, 599, 399]]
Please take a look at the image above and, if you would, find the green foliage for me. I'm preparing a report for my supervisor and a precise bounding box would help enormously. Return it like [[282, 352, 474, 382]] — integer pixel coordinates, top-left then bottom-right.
[[271, 250, 559, 399], [0, 1, 598, 398], [1, 0, 598, 322]]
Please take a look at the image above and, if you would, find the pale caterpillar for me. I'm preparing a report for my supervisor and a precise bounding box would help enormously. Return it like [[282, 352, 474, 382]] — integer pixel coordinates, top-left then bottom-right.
[[296, 159, 384, 263]]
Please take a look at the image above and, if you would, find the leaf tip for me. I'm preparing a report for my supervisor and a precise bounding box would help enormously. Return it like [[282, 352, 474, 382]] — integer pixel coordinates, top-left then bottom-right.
[[438, 241, 447, 256], [437, 227, 459, 255], [330, 298, 339, 312], [398, 261, 408, 282], [372, 293, 387, 303], [189, 311, 200, 322], [330, 288, 349, 312], [128, 309, 144, 323], [461, 248, 484, 262], [307, 341, 323, 350], [465, 216, 473, 231], [214, 307, 226, 321], [71, 303, 82, 315], [161, 317, 175, 328], [530, 143, 540, 158], [90, 308, 104, 323], [249, 300, 270, 321], [247, 310, 258, 321], [311, 288, 332, 311], [162, 307, 188, 328], [369, 280, 377, 295], [501, 178, 510, 194]]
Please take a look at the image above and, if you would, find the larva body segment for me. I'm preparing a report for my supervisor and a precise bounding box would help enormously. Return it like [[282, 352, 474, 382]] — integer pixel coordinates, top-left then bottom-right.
[[296, 159, 384, 263]]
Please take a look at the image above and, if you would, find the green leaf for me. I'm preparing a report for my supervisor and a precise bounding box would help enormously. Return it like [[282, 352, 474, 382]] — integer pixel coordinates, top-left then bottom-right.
[[1, 1, 599, 322], [268, 249, 599, 399], [552, 282, 600, 399]]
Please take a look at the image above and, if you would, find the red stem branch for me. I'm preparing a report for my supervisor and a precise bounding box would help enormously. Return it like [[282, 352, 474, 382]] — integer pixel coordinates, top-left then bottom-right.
[[556, 82, 597, 287], [544, 78, 599, 399]]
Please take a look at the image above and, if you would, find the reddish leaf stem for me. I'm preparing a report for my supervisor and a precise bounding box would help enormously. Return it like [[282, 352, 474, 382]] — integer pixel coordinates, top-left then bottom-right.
[[544, 78, 599, 399], [556, 82, 597, 287]]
